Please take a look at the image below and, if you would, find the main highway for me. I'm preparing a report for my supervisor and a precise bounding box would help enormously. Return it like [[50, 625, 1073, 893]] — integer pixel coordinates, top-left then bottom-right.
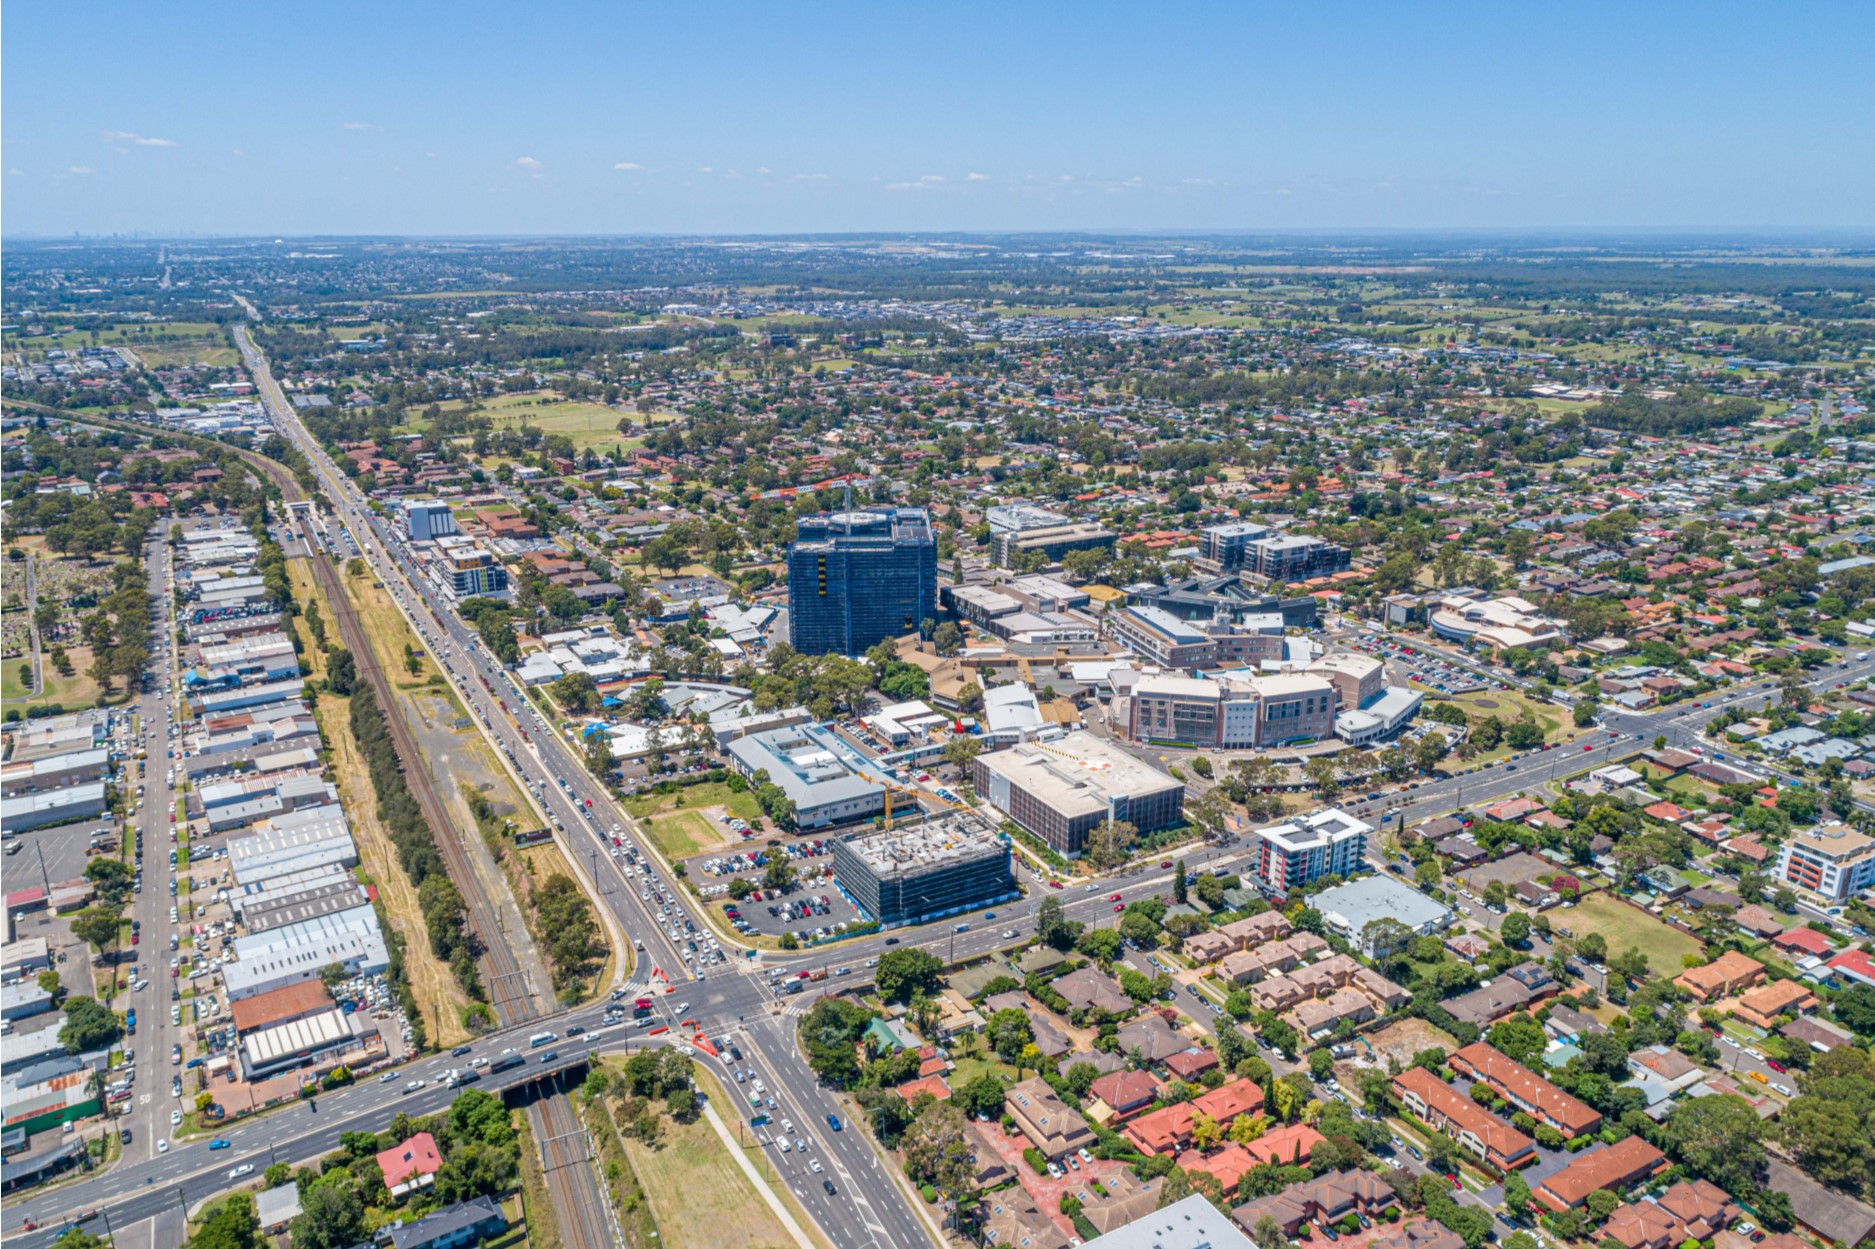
[[11, 322, 1872, 1246]]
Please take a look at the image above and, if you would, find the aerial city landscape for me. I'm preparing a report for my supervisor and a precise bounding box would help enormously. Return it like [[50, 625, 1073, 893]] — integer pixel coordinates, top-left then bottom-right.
[[3, 11, 1875, 1249]]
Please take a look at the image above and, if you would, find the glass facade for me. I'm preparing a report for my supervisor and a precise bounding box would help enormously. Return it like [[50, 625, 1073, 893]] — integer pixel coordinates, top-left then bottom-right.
[[787, 508, 936, 657]]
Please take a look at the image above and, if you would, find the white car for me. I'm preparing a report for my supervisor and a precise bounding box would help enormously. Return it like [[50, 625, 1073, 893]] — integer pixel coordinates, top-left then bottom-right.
[[229, 1164, 254, 1180], [170, 1109, 183, 1126]]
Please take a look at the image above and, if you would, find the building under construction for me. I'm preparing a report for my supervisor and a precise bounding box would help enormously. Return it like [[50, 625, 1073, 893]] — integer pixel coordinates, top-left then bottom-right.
[[833, 810, 1016, 927]]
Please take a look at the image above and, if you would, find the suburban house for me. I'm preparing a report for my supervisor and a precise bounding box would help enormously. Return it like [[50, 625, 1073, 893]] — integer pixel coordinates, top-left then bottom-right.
[[1088, 1069, 1162, 1122], [1603, 1181, 1741, 1249], [1231, 1170, 1398, 1238], [1725, 978, 1817, 1029], [1673, 951, 1765, 1003]]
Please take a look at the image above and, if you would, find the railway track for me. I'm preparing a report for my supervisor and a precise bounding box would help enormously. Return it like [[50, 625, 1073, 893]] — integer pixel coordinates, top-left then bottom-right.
[[533, 1092, 615, 1249], [276, 479, 539, 1026]]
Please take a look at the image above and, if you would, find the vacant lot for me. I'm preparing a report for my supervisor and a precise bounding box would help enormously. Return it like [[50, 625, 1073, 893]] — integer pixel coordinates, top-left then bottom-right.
[[1361, 1017, 1461, 1072], [645, 810, 716, 860], [416, 392, 634, 453], [625, 782, 764, 846], [623, 1075, 799, 1249], [1565, 892, 1704, 971]]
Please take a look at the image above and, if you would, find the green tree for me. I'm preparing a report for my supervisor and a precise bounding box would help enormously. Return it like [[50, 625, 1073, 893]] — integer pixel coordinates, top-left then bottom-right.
[[290, 1183, 365, 1249], [1499, 912, 1531, 945], [875, 947, 944, 1003], [69, 908, 123, 954], [59, 996, 121, 1054]]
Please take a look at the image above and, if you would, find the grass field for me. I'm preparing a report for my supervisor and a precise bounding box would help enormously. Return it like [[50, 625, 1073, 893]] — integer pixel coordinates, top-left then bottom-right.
[[623, 1071, 801, 1249], [645, 810, 716, 860], [412, 392, 635, 453], [1566, 892, 1704, 972], [1, 644, 110, 713]]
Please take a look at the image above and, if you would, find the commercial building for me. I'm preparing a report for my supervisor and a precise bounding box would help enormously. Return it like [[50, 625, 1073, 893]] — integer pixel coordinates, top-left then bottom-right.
[[0, 782, 107, 831], [404, 500, 459, 542], [1126, 671, 1337, 749], [724, 724, 885, 829], [1109, 604, 1287, 671], [1428, 592, 1566, 652], [972, 731, 1183, 855], [1083, 1194, 1260, 1249], [1245, 534, 1350, 582], [787, 508, 936, 657], [1774, 824, 1875, 901], [1130, 576, 1319, 629], [0, 747, 109, 794], [1450, 1043, 1602, 1138], [1250, 810, 1372, 894], [832, 812, 1016, 926], [1, 1055, 104, 1138], [1309, 876, 1453, 954], [1198, 522, 1271, 573], [241, 1008, 376, 1081], [1391, 1068, 1537, 1171], [989, 521, 1117, 569]]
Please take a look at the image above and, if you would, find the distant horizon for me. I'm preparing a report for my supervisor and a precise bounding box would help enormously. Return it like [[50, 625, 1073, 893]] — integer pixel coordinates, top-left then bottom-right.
[[8, 227, 1875, 244]]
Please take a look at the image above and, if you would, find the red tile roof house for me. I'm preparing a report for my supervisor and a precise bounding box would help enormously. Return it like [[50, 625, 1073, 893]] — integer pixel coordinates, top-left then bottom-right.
[[1123, 1078, 1264, 1156], [1535, 1137, 1669, 1211], [377, 1131, 444, 1197], [1161, 1048, 1221, 1082], [1450, 1043, 1603, 1139], [1088, 1069, 1161, 1122], [1771, 927, 1834, 958], [1391, 1067, 1536, 1172], [1604, 1181, 1740, 1249]]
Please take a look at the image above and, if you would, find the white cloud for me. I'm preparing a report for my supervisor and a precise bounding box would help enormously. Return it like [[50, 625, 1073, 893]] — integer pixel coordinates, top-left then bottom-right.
[[1181, 177, 1218, 186], [69, 165, 97, 175], [885, 174, 949, 191], [966, 171, 990, 181], [341, 121, 382, 131], [100, 130, 177, 147], [697, 166, 714, 173], [613, 161, 647, 171], [6, 168, 24, 177], [513, 155, 544, 169], [789, 172, 830, 183], [756, 166, 772, 175]]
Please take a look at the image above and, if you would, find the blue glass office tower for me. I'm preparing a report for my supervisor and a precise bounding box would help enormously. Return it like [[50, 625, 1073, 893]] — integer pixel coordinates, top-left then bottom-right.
[[787, 508, 937, 656]]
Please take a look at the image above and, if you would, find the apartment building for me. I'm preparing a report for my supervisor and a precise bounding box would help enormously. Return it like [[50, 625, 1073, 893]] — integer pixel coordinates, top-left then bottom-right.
[[1450, 1043, 1603, 1139], [1250, 809, 1372, 894], [1391, 1068, 1537, 1171], [1775, 824, 1875, 901]]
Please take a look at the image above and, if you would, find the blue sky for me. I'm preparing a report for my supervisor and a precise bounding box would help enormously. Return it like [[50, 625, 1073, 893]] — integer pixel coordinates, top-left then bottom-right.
[[5, 1, 1872, 237]]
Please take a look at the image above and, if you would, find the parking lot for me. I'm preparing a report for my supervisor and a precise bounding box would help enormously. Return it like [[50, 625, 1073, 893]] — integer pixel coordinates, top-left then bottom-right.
[[682, 831, 870, 941]]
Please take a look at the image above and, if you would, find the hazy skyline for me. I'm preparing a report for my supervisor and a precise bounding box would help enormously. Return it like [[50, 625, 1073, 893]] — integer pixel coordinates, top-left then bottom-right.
[[6, 1, 1873, 237]]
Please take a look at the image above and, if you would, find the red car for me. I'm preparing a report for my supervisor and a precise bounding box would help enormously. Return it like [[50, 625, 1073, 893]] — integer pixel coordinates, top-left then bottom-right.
[[1048, 881, 1063, 890], [1766, 1059, 1787, 1073], [1582, 744, 1593, 751], [1108, 893, 1123, 902], [1113, 904, 1124, 913], [1160, 860, 1172, 869], [1447, 1174, 1461, 1189]]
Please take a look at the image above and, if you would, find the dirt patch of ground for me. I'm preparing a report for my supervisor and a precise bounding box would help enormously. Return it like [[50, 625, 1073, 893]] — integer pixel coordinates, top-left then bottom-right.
[[1467, 698, 1502, 711], [1360, 1017, 1461, 1072]]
